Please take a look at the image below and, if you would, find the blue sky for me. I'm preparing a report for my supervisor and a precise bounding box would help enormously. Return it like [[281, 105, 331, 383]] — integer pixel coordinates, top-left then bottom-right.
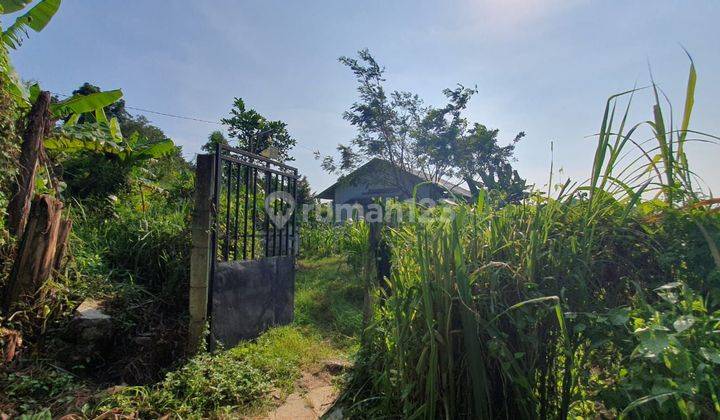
[[9, 0, 720, 193]]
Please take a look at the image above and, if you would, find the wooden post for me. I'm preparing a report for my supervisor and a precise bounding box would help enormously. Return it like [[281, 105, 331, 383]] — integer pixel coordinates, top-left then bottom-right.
[[7, 91, 51, 238], [187, 154, 215, 353], [2, 195, 63, 313]]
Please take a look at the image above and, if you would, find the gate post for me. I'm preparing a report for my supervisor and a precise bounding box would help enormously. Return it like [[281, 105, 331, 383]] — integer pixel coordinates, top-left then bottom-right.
[[188, 154, 215, 353]]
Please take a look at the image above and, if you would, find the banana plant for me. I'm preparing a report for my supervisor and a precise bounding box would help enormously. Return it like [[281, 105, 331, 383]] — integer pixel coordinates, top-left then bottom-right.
[[1, 0, 61, 49], [44, 88, 176, 164], [0, 0, 62, 101]]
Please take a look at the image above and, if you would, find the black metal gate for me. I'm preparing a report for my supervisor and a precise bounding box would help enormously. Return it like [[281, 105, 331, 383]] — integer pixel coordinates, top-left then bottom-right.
[[208, 143, 298, 347]]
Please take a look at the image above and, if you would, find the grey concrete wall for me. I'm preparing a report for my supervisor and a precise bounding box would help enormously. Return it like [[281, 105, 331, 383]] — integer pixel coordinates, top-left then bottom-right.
[[210, 255, 295, 348]]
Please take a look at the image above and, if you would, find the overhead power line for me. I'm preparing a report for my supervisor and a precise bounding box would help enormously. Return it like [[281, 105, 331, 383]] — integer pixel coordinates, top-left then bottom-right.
[[49, 90, 319, 155], [125, 106, 223, 125]]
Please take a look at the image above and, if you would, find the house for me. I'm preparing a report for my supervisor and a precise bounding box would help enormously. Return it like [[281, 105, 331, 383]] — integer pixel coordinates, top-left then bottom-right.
[[316, 158, 471, 220]]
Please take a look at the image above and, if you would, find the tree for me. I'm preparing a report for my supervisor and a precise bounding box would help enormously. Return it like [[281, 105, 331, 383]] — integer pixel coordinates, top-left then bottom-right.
[[48, 82, 188, 197], [414, 85, 527, 203], [202, 130, 229, 153], [295, 175, 312, 207], [333, 50, 424, 176], [454, 124, 527, 202], [325, 49, 527, 202], [221, 98, 297, 161]]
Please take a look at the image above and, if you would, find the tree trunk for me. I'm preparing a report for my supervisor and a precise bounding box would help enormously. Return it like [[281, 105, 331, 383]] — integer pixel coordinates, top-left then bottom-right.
[[464, 176, 480, 200], [7, 91, 51, 238], [2, 195, 63, 314]]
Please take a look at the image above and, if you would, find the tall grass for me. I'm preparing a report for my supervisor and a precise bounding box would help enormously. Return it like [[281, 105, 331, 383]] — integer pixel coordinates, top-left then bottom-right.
[[300, 220, 370, 273], [342, 61, 720, 418]]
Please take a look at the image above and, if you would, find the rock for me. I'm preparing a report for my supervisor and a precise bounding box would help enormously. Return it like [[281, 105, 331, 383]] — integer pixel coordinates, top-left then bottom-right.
[[64, 299, 114, 362], [74, 299, 112, 341], [76, 299, 111, 320]]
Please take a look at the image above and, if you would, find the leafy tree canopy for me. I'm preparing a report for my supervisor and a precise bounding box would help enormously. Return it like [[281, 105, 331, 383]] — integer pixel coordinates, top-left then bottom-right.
[[221, 98, 296, 161], [296, 175, 312, 206], [45, 83, 184, 198], [324, 49, 526, 202], [202, 130, 229, 153]]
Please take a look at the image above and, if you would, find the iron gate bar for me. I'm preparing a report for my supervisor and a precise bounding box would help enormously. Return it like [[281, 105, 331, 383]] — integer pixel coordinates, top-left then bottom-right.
[[211, 142, 299, 272], [285, 177, 291, 255], [264, 166, 271, 257], [279, 175, 284, 255], [250, 168, 258, 259], [219, 154, 295, 179], [224, 161, 232, 261], [225, 144, 298, 171], [242, 166, 250, 260], [272, 173, 278, 257], [233, 165, 245, 260]]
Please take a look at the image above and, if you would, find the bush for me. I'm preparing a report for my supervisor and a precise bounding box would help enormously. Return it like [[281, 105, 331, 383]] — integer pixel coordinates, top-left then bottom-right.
[[300, 221, 369, 273], [60, 154, 133, 199]]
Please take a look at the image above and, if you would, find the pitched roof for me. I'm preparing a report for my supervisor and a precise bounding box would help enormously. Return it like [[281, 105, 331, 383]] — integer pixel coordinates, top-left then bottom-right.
[[316, 158, 472, 200]]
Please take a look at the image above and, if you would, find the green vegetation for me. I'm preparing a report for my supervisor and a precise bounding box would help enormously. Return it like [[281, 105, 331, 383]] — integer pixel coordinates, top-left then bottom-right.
[[221, 97, 297, 159], [79, 257, 362, 418], [321, 49, 527, 202], [92, 326, 335, 418], [340, 62, 720, 419], [1, 256, 361, 417], [1, 2, 719, 419], [295, 257, 364, 349]]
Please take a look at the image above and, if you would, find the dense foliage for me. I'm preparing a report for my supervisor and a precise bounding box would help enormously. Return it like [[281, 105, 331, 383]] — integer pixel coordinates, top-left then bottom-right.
[[221, 97, 297, 160], [322, 49, 526, 201]]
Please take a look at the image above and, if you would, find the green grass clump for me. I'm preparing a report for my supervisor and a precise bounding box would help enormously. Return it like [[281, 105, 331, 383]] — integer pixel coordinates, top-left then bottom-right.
[[93, 326, 334, 418]]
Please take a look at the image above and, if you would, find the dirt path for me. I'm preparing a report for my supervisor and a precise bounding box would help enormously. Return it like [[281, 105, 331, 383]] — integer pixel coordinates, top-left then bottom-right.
[[258, 360, 348, 420]]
